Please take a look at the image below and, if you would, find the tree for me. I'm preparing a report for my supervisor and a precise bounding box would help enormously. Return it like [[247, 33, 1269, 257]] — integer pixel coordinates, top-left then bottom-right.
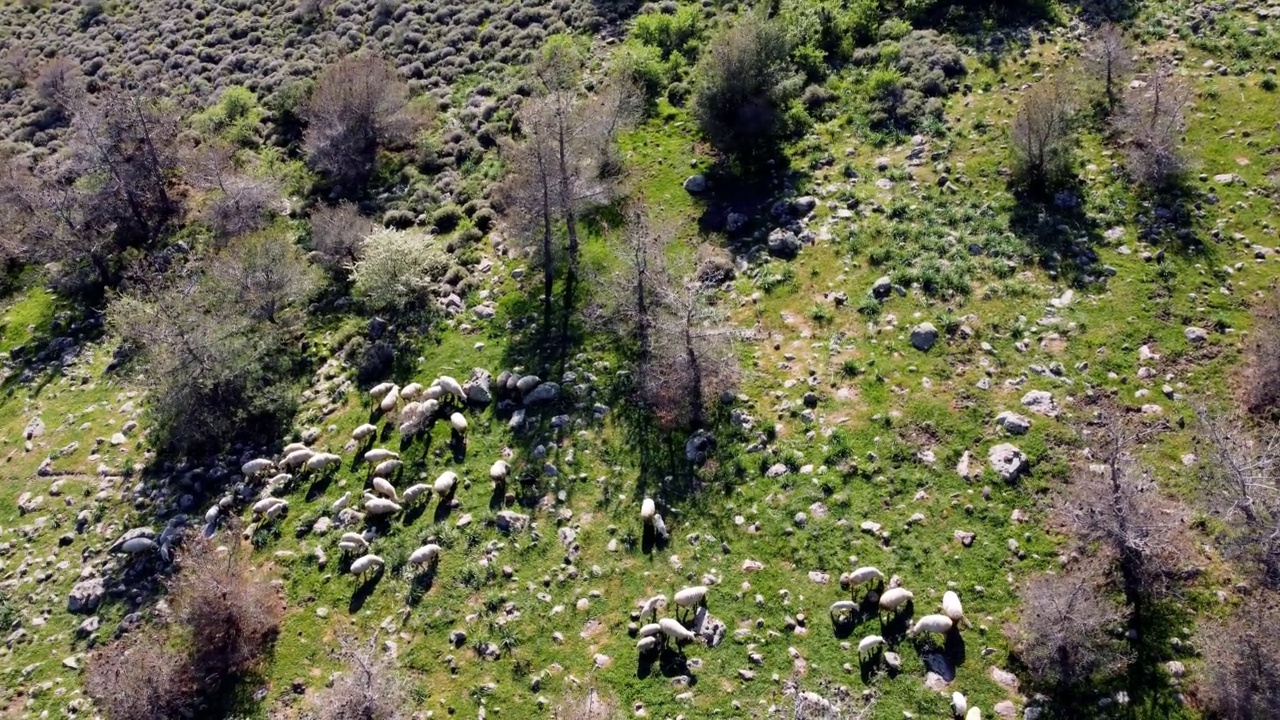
[[206, 230, 320, 325], [308, 635, 408, 720], [309, 201, 372, 276], [1115, 60, 1190, 189], [305, 53, 420, 197], [350, 227, 450, 314], [85, 629, 195, 720], [1241, 290, 1280, 419], [1008, 567, 1129, 691], [1197, 594, 1280, 720], [1010, 76, 1076, 193], [185, 142, 282, 243], [1083, 24, 1133, 113], [598, 203, 672, 365], [691, 11, 801, 159]]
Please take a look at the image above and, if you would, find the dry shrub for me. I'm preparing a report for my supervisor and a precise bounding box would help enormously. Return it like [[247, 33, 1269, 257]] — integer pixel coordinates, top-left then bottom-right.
[[1008, 566, 1129, 691], [1196, 594, 1280, 719], [1114, 60, 1190, 189], [551, 688, 619, 719], [309, 201, 372, 275], [171, 534, 283, 686], [308, 635, 407, 720], [85, 629, 195, 720], [1010, 76, 1076, 193], [1241, 290, 1280, 419]]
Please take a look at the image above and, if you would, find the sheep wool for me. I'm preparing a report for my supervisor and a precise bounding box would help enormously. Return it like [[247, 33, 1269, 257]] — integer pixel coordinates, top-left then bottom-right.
[[434, 471, 458, 496], [849, 566, 884, 586], [658, 618, 695, 642], [281, 442, 308, 455], [879, 587, 914, 612], [637, 623, 662, 638], [282, 448, 315, 469], [400, 382, 424, 400], [369, 382, 395, 399], [241, 458, 273, 476], [364, 497, 402, 515], [965, 709, 981, 720], [909, 614, 954, 637], [952, 692, 968, 717], [856, 635, 884, 656], [352, 423, 378, 441], [331, 492, 351, 512], [373, 459, 403, 477], [371, 476, 398, 500], [636, 636, 658, 653], [339, 532, 368, 549], [640, 497, 656, 521], [379, 386, 400, 413], [409, 544, 441, 566], [306, 453, 341, 471], [364, 448, 399, 463], [673, 585, 708, 608], [252, 497, 284, 515], [437, 375, 464, 402], [490, 460, 510, 482], [350, 554, 384, 576], [449, 412, 468, 432], [942, 590, 965, 622], [830, 600, 856, 619], [402, 483, 430, 504]]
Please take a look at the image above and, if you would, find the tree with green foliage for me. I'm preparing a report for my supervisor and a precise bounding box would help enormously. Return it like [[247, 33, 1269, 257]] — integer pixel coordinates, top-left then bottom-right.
[[692, 12, 802, 160], [350, 227, 450, 314]]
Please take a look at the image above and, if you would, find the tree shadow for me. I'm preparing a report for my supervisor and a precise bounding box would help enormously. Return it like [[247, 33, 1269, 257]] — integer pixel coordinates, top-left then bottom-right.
[[1007, 179, 1108, 289]]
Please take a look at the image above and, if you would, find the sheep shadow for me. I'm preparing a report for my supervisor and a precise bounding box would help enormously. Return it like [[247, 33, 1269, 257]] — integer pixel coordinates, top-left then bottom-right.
[[403, 501, 430, 526], [944, 629, 968, 667], [449, 432, 467, 462], [348, 567, 385, 613], [879, 604, 914, 643], [641, 524, 668, 555], [859, 649, 895, 683], [406, 566, 437, 607], [918, 648, 957, 683], [656, 647, 696, 684], [304, 471, 335, 502], [488, 484, 506, 510], [432, 497, 455, 524], [829, 614, 856, 640]]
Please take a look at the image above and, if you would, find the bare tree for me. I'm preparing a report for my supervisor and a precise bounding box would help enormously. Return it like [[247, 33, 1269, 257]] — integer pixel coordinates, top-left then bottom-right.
[[1083, 24, 1133, 113], [309, 201, 372, 276], [1197, 593, 1280, 720], [551, 688, 618, 720], [186, 142, 282, 243], [1240, 290, 1280, 419], [206, 230, 320, 325], [788, 686, 877, 719], [1008, 567, 1129, 691], [1196, 408, 1280, 589], [1011, 76, 1076, 192], [1115, 60, 1191, 189], [597, 203, 673, 364], [85, 628, 195, 720], [308, 634, 407, 720], [305, 53, 421, 197]]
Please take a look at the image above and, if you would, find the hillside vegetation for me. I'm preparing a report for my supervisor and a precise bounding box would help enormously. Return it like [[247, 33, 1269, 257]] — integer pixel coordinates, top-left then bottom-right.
[[1, 0, 1279, 719]]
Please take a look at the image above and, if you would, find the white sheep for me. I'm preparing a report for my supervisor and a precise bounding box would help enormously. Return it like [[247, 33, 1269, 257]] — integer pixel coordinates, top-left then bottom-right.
[[879, 587, 914, 614], [942, 590, 968, 627], [437, 375, 465, 402], [409, 543, 441, 567], [365, 448, 398, 463], [490, 460, 510, 483], [965, 709, 981, 720], [265, 501, 289, 519], [952, 692, 968, 717], [204, 505, 221, 525], [281, 448, 315, 469], [242, 458, 273, 476], [306, 453, 342, 471], [639, 594, 667, 619], [433, 471, 458, 497], [364, 496, 402, 515], [369, 382, 395, 400], [400, 382, 424, 400], [371, 476, 399, 501], [332, 492, 351, 512], [673, 585, 708, 610], [908, 614, 954, 637], [640, 497, 656, 523], [856, 634, 885, 657], [352, 423, 378, 442], [373, 459, 403, 478], [402, 483, 430, 505], [423, 384, 445, 402], [637, 622, 663, 638], [252, 497, 286, 516], [830, 600, 857, 621], [652, 513, 668, 540], [339, 531, 368, 549], [422, 398, 439, 417], [658, 617, 695, 643], [118, 537, 158, 554], [636, 636, 659, 653], [281, 442, 308, 455], [350, 554, 384, 578], [398, 402, 427, 436], [849, 566, 885, 589], [379, 386, 400, 413], [449, 412, 468, 433]]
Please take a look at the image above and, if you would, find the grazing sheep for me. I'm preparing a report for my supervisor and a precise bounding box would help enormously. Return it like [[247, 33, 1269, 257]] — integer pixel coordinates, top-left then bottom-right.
[[350, 554, 384, 577], [908, 614, 954, 637], [942, 590, 967, 626], [449, 412, 468, 432], [281, 448, 315, 469], [117, 537, 158, 554], [352, 423, 378, 442], [856, 634, 885, 657], [339, 532, 368, 549], [408, 543, 441, 567], [331, 492, 351, 512], [281, 442, 308, 455], [379, 386, 400, 413], [364, 496, 402, 515], [369, 382, 395, 400], [879, 587, 914, 614], [365, 448, 398, 463], [639, 594, 667, 619], [371, 476, 398, 501], [423, 384, 445, 402], [965, 709, 981, 720], [652, 513, 669, 540], [952, 692, 968, 717], [422, 398, 439, 416], [490, 460, 510, 483], [399, 402, 427, 436], [265, 501, 289, 519], [637, 622, 663, 638], [252, 497, 286, 516], [830, 600, 857, 621], [849, 566, 885, 589], [640, 497, 656, 522], [242, 458, 273, 476], [636, 636, 659, 653], [372, 459, 403, 477], [400, 382, 424, 400], [305, 453, 342, 472], [673, 586, 708, 610], [402, 483, 430, 505], [433, 471, 458, 497], [437, 376, 465, 402], [204, 505, 220, 524], [658, 617, 695, 643]]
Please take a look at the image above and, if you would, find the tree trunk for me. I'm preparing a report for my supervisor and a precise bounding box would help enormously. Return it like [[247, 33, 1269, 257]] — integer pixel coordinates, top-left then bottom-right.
[[684, 309, 704, 429]]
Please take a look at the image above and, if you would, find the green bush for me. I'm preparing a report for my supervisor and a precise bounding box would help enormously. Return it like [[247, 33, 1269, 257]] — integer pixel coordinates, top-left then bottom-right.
[[632, 5, 704, 60], [352, 227, 451, 313]]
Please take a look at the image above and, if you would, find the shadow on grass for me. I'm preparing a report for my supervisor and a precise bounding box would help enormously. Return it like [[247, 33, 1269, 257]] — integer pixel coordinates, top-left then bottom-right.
[[348, 567, 385, 613], [406, 566, 438, 607]]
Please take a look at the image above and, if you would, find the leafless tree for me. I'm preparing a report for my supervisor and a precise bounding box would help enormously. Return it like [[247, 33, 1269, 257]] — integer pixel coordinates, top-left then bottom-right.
[[186, 142, 282, 243], [1196, 593, 1280, 720], [1114, 60, 1191, 189], [1083, 24, 1133, 113], [1011, 76, 1076, 192], [32, 56, 81, 110], [597, 203, 672, 363], [308, 634, 407, 720], [550, 688, 618, 720], [1240, 290, 1280, 419], [309, 201, 372, 276], [1195, 408, 1280, 589], [788, 686, 877, 719], [1008, 566, 1130, 691], [85, 627, 195, 720], [305, 53, 421, 197], [206, 230, 320, 325]]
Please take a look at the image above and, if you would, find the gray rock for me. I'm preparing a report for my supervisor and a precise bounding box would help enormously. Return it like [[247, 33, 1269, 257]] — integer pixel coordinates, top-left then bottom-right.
[[496, 511, 530, 534], [515, 375, 542, 394], [995, 411, 1032, 435], [683, 175, 707, 193], [910, 323, 939, 352], [23, 416, 44, 439], [765, 463, 789, 478], [991, 667, 1021, 690], [464, 368, 493, 405], [767, 228, 801, 258], [524, 382, 560, 405], [1020, 390, 1059, 417], [68, 578, 105, 614], [726, 212, 748, 233], [792, 196, 817, 217], [988, 444, 1027, 481], [870, 276, 892, 300], [1184, 326, 1209, 343]]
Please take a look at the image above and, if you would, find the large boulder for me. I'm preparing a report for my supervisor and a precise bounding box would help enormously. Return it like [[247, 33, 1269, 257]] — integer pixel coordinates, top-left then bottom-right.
[[995, 411, 1032, 435], [496, 511, 530, 534], [524, 382, 560, 406], [683, 175, 707, 194], [463, 368, 493, 405], [68, 578, 105, 614], [988, 444, 1027, 481], [870, 276, 893, 300], [910, 323, 939, 352], [766, 228, 801, 258], [1020, 390, 1059, 417]]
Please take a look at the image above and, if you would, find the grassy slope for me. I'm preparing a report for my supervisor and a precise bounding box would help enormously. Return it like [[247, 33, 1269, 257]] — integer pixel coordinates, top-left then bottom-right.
[[1, 3, 1279, 720]]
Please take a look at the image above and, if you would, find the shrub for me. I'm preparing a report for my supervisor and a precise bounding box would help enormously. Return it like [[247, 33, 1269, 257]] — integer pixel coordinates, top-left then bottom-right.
[[308, 635, 408, 720], [351, 227, 450, 313], [310, 201, 372, 274], [691, 12, 803, 159], [1114, 61, 1190, 189], [85, 629, 195, 720], [207, 230, 321, 325], [1008, 567, 1129, 691], [430, 204, 463, 232], [1011, 76, 1076, 193], [1197, 595, 1280, 719], [1242, 290, 1280, 418], [632, 5, 704, 60]]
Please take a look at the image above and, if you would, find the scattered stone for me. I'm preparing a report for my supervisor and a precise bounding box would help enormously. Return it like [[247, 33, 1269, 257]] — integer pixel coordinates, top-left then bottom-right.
[[910, 323, 939, 352], [1020, 390, 1059, 417], [954, 530, 975, 547], [988, 444, 1028, 482], [995, 411, 1032, 435], [1184, 326, 1209, 343], [683, 175, 707, 194], [68, 578, 105, 614]]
